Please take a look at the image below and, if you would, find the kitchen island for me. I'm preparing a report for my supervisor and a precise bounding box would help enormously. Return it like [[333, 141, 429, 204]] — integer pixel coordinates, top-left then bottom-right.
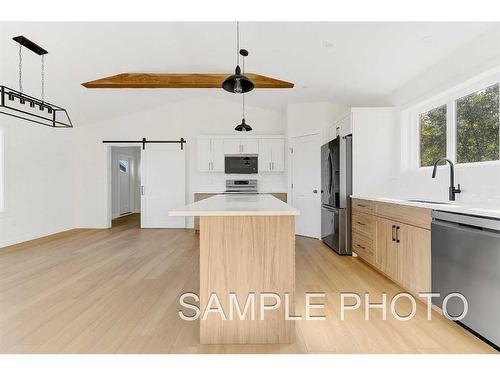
[[170, 194, 299, 344]]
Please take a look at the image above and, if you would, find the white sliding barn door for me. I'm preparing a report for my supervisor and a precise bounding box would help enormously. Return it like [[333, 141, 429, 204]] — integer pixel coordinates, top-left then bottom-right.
[[141, 144, 186, 228]]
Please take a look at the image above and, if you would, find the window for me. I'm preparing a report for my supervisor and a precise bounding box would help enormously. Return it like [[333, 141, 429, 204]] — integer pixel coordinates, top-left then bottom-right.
[[456, 84, 499, 164], [419, 105, 447, 167], [414, 76, 500, 168], [119, 160, 128, 173]]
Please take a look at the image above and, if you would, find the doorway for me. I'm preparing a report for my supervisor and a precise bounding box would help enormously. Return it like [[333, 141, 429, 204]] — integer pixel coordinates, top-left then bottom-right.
[[291, 133, 321, 238], [107, 143, 186, 229], [111, 146, 141, 226]]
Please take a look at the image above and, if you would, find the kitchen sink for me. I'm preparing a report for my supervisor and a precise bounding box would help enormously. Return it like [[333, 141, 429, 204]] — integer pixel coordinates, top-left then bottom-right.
[[407, 199, 450, 205]]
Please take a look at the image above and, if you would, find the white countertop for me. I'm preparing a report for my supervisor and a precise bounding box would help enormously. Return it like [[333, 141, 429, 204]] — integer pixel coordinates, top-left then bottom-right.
[[170, 194, 300, 217], [193, 191, 287, 194], [351, 195, 500, 219]]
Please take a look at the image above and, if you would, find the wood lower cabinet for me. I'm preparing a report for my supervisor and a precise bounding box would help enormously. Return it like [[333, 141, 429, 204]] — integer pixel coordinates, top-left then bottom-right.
[[352, 198, 432, 296], [194, 193, 217, 231], [375, 217, 400, 281], [399, 224, 431, 293], [352, 209, 376, 264]]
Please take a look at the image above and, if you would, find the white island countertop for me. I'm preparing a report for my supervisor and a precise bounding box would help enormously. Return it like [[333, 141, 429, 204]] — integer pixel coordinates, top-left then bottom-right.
[[169, 194, 300, 217], [351, 195, 500, 220]]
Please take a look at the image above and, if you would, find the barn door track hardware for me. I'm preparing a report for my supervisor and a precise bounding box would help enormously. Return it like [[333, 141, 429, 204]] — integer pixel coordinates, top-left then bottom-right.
[[102, 138, 186, 150]]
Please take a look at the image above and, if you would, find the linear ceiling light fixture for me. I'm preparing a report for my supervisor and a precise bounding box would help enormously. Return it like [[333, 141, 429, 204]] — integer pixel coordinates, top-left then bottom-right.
[[0, 36, 73, 128], [222, 22, 254, 94]]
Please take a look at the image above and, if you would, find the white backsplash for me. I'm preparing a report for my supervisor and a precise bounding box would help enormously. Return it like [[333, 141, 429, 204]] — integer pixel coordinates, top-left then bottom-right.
[[191, 172, 287, 193]]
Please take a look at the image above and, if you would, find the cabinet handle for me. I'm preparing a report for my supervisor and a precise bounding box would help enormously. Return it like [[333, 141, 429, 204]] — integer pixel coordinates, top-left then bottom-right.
[[357, 204, 367, 208], [396, 226, 400, 243], [357, 244, 366, 250], [272, 162, 274, 170], [391, 225, 396, 242], [356, 221, 365, 226]]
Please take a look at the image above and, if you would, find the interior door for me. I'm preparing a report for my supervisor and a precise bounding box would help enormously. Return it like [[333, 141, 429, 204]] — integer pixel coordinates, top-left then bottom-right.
[[291, 134, 321, 238], [118, 156, 132, 215], [141, 144, 186, 228]]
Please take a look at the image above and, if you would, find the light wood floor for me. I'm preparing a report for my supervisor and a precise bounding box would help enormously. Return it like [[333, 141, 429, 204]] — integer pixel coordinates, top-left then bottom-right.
[[0, 214, 495, 353]]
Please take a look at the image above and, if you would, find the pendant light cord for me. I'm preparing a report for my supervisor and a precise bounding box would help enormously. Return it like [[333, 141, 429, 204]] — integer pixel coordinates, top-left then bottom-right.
[[18, 45, 23, 93], [242, 53, 245, 118], [41, 55, 45, 103], [236, 21, 240, 66]]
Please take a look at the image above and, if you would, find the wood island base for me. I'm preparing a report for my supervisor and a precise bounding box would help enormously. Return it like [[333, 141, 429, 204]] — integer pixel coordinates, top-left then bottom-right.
[[199, 215, 295, 344]]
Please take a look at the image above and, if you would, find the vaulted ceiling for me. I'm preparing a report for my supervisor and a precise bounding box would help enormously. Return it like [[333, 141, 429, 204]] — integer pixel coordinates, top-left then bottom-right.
[[0, 22, 497, 125]]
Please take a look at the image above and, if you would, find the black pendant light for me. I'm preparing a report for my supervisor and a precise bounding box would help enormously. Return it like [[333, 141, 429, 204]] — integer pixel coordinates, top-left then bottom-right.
[[235, 92, 252, 132], [222, 22, 254, 94], [0, 36, 73, 128]]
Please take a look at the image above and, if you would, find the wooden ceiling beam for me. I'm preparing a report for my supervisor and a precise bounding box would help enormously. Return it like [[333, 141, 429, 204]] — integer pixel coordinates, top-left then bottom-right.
[[81, 73, 294, 89]]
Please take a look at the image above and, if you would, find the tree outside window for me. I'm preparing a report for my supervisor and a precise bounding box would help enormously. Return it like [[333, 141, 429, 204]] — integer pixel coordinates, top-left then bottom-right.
[[456, 84, 499, 164], [419, 105, 447, 167]]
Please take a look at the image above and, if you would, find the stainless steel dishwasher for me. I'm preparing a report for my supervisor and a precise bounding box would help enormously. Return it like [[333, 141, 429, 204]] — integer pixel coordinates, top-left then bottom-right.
[[432, 210, 500, 350]]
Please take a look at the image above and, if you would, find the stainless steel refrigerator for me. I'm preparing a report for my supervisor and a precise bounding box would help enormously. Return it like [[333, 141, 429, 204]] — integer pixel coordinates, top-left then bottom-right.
[[321, 134, 352, 255]]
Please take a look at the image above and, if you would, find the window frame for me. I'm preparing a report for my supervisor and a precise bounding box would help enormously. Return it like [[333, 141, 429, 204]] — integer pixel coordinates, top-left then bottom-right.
[[410, 70, 500, 170], [454, 82, 500, 165], [416, 103, 449, 168]]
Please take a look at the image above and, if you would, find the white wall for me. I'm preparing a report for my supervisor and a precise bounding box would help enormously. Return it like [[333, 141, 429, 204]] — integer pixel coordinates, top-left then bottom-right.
[[380, 27, 500, 203], [75, 97, 286, 229], [386, 26, 500, 108], [0, 118, 76, 247], [286, 102, 347, 139], [286, 102, 348, 198], [390, 69, 500, 204], [351, 108, 397, 197]]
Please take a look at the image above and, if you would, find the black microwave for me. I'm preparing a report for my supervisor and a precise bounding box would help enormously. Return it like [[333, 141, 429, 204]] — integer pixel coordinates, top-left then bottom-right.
[[224, 155, 258, 174]]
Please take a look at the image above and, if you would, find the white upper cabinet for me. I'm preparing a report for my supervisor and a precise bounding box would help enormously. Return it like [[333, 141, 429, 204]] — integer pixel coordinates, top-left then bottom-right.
[[339, 114, 352, 137], [241, 139, 258, 154], [211, 139, 224, 171], [198, 138, 212, 172], [199, 136, 284, 173], [198, 138, 224, 172], [223, 138, 258, 155], [258, 139, 273, 172], [258, 138, 285, 172], [223, 139, 241, 155], [324, 113, 353, 144]]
